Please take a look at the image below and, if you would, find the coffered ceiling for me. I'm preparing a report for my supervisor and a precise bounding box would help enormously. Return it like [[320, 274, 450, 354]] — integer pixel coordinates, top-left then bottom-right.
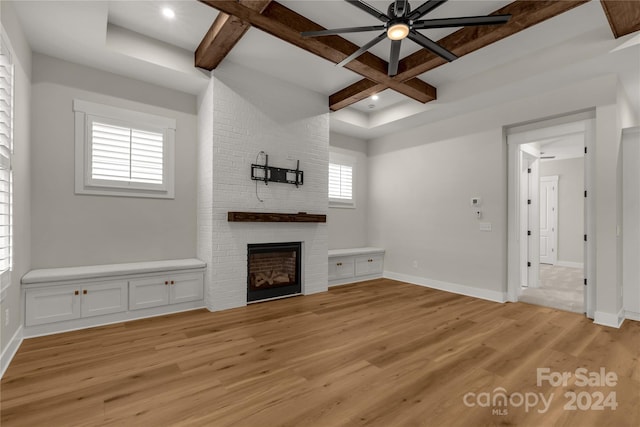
[[10, 1, 640, 139]]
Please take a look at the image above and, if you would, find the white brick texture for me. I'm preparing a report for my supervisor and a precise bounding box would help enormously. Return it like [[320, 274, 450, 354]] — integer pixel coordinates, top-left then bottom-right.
[[197, 64, 329, 312]]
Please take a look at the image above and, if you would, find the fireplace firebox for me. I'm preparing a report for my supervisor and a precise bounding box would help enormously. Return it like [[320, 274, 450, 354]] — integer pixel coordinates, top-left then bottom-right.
[[247, 242, 302, 302]]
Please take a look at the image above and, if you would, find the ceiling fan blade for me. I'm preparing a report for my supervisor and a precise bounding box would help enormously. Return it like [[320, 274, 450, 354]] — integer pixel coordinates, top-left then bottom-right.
[[408, 30, 457, 62], [344, 0, 390, 22], [337, 32, 387, 68], [412, 14, 512, 29], [302, 25, 386, 37], [388, 40, 402, 76], [409, 0, 448, 20]]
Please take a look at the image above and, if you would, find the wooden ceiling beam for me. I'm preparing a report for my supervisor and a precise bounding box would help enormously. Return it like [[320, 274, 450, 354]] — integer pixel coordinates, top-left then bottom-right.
[[330, 0, 589, 110], [198, 0, 437, 108], [195, 0, 272, 70], [600, 0, 640, 38]]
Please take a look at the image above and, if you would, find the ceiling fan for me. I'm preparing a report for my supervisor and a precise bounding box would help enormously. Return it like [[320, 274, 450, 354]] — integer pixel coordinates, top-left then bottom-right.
[[301, 0, 512, 76]]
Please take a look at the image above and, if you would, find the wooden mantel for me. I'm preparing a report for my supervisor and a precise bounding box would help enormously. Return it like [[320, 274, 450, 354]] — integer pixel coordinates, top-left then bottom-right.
[[227, 212, 326, 223]]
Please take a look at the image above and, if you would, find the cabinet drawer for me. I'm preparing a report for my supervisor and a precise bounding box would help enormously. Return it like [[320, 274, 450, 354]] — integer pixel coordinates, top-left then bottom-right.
[[82, 281, 128, 318], [26, 286, 80, 326], [355, 255, 384, 276], [129, 277, 170, 310], [328, 257, 355, 281]]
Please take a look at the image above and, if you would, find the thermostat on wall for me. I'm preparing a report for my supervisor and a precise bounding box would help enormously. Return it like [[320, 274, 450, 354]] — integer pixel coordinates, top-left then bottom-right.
[[471, 197, 482, 207]]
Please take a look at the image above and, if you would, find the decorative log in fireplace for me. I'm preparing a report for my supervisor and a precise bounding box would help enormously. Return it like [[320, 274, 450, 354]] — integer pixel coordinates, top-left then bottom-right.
[[247, 242, 302, 302]]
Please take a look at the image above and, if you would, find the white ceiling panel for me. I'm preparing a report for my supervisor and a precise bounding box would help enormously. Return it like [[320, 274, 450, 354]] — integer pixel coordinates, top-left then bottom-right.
[[9, 0, 640, 140]]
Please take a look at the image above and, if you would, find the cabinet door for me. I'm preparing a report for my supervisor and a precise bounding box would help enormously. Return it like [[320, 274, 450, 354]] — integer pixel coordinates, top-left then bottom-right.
[[25, 286, 81, 326], [129, 276, 169, 310], [329, 257, 355, 281], [355, 255, 384, 276], [169, 273, 204, 304], [81, 281, 128, 318]]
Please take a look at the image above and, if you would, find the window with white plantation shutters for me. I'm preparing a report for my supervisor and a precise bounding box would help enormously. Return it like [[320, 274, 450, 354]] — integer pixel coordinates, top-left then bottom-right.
[[90, 120, 164, 185], [329, 152, 355, 208], [0, 36, 13, 287], [74, 100, 175, 199]]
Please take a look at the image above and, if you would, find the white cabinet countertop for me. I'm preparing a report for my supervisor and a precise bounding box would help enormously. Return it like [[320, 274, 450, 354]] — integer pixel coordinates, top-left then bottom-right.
[[22, 258, 206, 285], [328, 247, 385, 257]]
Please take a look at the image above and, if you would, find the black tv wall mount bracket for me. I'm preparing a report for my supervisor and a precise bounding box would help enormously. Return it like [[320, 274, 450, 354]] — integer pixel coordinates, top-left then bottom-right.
[[251, 153, 303, 188]]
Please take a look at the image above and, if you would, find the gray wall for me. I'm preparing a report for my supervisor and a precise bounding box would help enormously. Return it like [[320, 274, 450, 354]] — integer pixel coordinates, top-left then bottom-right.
[[540, 157, 584, 264], [1, 0, 32, 359], [366, 74, 623, 306], [30, 54, 198, 268], [328, 132, 368, 249], [368, 127, 506, 295]]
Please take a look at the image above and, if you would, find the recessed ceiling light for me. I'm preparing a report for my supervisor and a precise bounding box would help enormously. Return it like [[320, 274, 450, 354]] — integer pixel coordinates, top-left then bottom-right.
[[162, 7, 175, 19], [371, 95, 379, 101]]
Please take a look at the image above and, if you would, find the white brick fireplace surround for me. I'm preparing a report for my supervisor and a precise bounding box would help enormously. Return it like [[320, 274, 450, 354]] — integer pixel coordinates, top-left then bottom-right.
[[197, 63, 329, 312]]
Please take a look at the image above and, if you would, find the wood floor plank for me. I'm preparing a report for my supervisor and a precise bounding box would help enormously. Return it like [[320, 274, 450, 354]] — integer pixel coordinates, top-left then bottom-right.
[[1, 279, 638, 426]]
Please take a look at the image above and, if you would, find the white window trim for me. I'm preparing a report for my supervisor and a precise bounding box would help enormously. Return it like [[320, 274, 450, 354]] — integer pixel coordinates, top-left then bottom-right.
[[329, 151, 356, 209], [73, 99, 176, 199], [0, 30, 13, 292]]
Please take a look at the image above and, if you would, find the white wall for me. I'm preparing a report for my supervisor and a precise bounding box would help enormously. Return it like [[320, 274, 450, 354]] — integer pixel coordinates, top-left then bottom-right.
[[622, 128, 640, 319], [197, 62, 329, 312], [30, 54, 198, 268], [1, 0, 31, 370], [328, 132, 368, 249], [540, 158, 584, 265], [368, 74, 621, 306]]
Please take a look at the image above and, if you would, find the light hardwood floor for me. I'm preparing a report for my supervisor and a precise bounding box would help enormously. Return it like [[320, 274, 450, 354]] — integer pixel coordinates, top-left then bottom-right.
[[1, 279, 638, 426]]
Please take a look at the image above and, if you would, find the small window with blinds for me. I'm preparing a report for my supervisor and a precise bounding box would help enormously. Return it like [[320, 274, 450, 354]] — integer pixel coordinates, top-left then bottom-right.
[[73, 100, 175, 198], [0, 35, 13, 288], [329, 152, 355, 208]]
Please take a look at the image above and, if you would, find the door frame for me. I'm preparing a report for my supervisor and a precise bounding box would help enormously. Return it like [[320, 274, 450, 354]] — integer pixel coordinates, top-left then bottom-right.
[[539, 175, 559, 265], [506, 112, 594, 317]]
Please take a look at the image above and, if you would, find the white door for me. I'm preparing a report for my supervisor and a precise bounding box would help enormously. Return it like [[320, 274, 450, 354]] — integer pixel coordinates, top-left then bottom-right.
[[540, 176, 558, 265], [523, 150, 540, 288]]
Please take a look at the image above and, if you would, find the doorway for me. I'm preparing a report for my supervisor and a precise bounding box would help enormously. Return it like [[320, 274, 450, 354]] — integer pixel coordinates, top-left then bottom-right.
[[507, 113, 595, 317]]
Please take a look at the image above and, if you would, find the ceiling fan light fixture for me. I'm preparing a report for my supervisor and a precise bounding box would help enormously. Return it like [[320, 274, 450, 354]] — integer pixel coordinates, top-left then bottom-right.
[[387, 23, 409, 40]]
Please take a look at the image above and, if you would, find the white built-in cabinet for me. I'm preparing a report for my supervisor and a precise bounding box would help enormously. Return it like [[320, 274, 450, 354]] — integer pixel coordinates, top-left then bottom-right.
[[129, 272, 204, 310], [22, 259, 206, 335], [328, 248, 385, 286], [25, 280, 128, 326]]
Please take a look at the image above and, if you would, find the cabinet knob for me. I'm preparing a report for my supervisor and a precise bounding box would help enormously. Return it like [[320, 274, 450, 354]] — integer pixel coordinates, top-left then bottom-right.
[[165, 281, 169, 285], [337, 262, 342, 266], [83, 290, 87, 295], [171, 281, 175, 285], [74, 290, 79, 295]]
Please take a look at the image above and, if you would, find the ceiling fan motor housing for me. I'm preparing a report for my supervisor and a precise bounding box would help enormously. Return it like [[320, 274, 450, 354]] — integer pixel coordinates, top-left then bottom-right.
[[388, 0, 411, 18]]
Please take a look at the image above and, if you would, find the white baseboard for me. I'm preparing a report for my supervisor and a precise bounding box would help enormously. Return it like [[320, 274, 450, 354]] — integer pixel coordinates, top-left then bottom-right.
[[383, 271, 508, 303], [1, 325, 23, 379], [594, 309, 625, 328], [625, 310, 640, 322], [555, 261, 584, 269], [329, 273, 383, 287]]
